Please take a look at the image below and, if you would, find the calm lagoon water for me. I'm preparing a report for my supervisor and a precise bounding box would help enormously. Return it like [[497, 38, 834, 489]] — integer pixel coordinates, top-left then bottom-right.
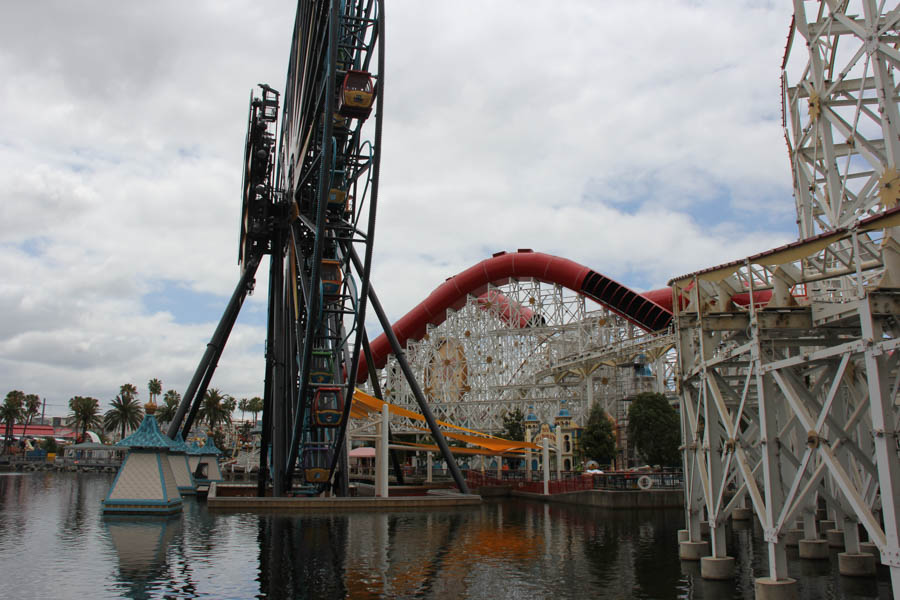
[[0, 471, 894, 599]]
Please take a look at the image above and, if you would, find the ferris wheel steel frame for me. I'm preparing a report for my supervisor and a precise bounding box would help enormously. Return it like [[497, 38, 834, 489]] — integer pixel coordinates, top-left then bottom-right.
[[267, 0, 466, 496], [166, 0, 469, 497]]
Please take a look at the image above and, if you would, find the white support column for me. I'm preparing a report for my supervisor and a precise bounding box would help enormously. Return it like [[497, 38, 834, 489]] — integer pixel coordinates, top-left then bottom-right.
[[426, 452, 433, 483], [704, 379, 728, 560], [860, 300, 900, 587], [525, 429, 532, 481], [757, 369, 790, 581], [555, 427, 563, 480], [542, 438, 550, 495], [496, 455, 502, 480], [585, 374, 594, 412], [374, 419, 383, 493], [376, 402, 389, 497], [346, 431, 353, 478], [654, 355, 666, 394]]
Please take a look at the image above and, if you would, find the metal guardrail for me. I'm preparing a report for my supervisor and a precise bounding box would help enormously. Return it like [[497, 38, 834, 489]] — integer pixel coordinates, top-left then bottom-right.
[[349, 466, 684, 494], [466, 469, 683, 494]]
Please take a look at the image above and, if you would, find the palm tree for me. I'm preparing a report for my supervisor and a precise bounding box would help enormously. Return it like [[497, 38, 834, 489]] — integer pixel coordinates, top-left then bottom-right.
[[238, 398, 250, 424], [248, 396, 264, 425], [21, 394, 41, 438], [198, 388, 232, 431], [163, 389, 181, 405], [224, 395, 236, 417], [148, 378, 163, 404], [1, 391, 25, 453], [68, 396, 103, 441], [119, 383, 139, 402], [156, 390, 181, 426], [104, 394, 144, 441]]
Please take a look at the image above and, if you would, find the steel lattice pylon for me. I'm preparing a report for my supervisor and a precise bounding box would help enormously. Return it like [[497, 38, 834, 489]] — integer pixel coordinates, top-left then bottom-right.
[[673, 1, 900, 592], [785, 0, 900, 237]]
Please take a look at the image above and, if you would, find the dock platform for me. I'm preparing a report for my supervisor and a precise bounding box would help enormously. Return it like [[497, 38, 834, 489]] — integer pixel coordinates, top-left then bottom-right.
[[207, 483, 482, 511]]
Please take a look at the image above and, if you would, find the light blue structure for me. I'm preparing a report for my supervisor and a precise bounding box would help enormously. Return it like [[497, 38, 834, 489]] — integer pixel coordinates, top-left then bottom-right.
[[102, 410, 182, 515], [167, 432, 196, 496], [192, 435, 224, 489]]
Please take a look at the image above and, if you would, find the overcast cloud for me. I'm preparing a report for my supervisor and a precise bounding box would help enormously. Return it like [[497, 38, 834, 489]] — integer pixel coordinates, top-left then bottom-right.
[[0, 1, 797, 415]]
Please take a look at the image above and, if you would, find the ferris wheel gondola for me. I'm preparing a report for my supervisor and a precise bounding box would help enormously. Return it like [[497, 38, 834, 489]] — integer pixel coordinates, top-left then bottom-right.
[[338, 70, 376, 120]]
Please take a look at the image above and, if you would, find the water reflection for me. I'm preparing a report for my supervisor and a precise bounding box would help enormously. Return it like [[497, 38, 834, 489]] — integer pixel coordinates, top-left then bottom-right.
[[258, 515, 349, 598], [60, 474, 91, 546], [0, 474, 895, 599], [106, 517, 181, 598]]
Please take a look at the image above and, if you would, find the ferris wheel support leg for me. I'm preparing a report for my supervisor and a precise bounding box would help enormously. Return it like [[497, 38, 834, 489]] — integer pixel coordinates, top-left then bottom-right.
[[166, 256, 259, 440], [364, 280, 470, 494], [257, 250, 280, 497], [270, 229, 288, 496]]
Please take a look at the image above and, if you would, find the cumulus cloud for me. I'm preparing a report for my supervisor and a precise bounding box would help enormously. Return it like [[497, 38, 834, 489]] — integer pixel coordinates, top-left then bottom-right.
[[0, 0, 798, 414]]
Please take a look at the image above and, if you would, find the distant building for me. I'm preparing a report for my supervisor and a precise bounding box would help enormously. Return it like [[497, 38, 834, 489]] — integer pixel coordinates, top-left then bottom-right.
[[523, 402, 583, 472], [9, 424, 77, 443]]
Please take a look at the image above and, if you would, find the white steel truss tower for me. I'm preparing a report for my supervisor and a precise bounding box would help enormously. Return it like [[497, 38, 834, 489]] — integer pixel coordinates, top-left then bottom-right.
[[673, 1, 900, 592]]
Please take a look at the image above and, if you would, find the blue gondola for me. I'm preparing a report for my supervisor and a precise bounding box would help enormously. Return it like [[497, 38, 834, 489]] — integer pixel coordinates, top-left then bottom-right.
[[313, 386, 343, 427], [310, 350, 334, 384]]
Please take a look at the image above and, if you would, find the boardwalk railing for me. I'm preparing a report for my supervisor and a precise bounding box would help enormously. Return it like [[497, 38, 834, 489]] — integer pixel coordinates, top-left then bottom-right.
[[466, 469, 683, 494]]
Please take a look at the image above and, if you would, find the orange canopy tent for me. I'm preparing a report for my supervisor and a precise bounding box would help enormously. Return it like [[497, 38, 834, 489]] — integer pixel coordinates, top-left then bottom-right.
[[350, 389, 540, 454]]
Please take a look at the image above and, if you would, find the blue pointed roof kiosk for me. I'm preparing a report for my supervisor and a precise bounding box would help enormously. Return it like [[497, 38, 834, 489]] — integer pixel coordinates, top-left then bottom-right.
[[167, 431, 197, 496], [102, 402, 182, 515], [187, 440, 203, 473], [190, 434, 224, 495]]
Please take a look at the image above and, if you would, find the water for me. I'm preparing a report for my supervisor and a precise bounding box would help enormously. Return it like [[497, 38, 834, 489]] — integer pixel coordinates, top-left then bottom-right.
[[0, 472, 894, 599]]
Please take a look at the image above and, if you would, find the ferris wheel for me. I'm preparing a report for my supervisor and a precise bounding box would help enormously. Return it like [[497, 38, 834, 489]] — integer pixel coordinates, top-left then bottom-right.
[[265, 0, 385, 495], [167, 0, 469, 497]]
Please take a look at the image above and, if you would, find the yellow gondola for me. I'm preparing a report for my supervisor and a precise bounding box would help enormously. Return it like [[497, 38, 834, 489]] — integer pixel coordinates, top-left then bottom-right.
[[338, 70, 375, 120], [327, 188, 349, 216], [303, 444, 332, 483]]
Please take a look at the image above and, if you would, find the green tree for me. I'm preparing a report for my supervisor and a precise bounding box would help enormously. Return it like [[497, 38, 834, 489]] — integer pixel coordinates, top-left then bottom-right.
[[198, 388, 232, 431], [104, 394, 144, 441], [41, 436, 59, 454], [1, 391, 25, 453], [248, 396, 263, 425], [157, 390, 181, 426], [581, 404, 616, 466], [501, 407, 525, 441], [238, 398, 250, 424], [148, 378, 163, 404], [500, 407, 526, 468], [68, 396, 103, 441], [626, 392, 681, 467], [208, 428, 227, 454], [21, 394, 41, 438]]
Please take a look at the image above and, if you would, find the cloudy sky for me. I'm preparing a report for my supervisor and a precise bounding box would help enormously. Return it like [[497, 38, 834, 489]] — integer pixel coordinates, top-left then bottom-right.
[[1, 1, 798, 416]]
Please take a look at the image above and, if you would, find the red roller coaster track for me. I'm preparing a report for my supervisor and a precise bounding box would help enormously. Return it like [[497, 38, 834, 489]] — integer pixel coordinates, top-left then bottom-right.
[[357, 250, 677, 381]]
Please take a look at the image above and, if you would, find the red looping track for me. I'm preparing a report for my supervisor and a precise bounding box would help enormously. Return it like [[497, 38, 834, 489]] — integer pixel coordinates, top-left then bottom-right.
[[357, 250, 675, 381]]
